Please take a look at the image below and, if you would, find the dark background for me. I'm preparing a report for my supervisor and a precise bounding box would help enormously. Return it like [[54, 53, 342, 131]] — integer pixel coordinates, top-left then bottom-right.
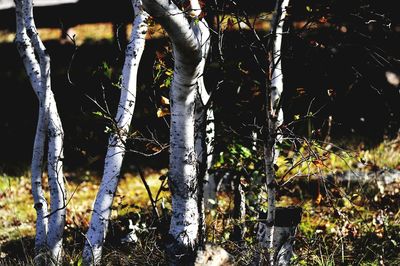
[[0, 0, 399, 174]]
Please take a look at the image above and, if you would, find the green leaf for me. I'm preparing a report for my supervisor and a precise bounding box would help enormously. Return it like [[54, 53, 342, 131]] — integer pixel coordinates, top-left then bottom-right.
[[239, 146, 251, 158], [101, 61, 112, 79], [223, 231, 230, 240], [92, 111, 103, 117], [219, 152, 225, 164], [77, 257, 83, 266]]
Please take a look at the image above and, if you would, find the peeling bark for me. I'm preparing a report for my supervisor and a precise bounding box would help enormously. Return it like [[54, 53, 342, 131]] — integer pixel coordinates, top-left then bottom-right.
[[82, 1, 149, 264]]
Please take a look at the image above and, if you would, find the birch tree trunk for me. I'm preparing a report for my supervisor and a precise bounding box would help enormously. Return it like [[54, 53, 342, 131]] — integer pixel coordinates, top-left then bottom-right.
[[15, 0, 48, 256], [46, 95, 66, 263], [270, 0, 288, 147], [195, 23, 216, 211], [256, 0, 302, 265], [15, 0, 66, 263], [142, 0, 202, 264], [264, 0, 290, 239], [232, 175, 246, 243], [193, 18, 215, 245], [82, 1, 148, 264], [256, 207, 302, 265]]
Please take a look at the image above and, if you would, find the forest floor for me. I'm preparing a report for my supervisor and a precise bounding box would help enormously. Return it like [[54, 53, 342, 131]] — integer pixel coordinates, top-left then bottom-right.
[[0, 138, 399, 265]]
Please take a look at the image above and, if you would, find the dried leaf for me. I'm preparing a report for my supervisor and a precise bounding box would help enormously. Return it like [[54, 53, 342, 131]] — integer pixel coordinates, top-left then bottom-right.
[[296, 87, 306, 95], [157, 107, 170, 118], [315, 193, 323, 204], [327, 88, 336, 97], [312, 159, 325, 168], [160, 96, 170, 105], [165, 69, 173, 76], [319, 16, 328, 23]]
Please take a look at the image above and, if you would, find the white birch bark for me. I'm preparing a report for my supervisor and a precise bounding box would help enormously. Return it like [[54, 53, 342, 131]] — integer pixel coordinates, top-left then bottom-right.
[[142, 0, 202, 263], [82, 1, 148, 264], [270, 0, 289, 141], [15, 0, 49, 254], [188, 0, 201, 18], [15, 0, 66, 263], [193, 18, 215, 244], [256, 207, 301, 266], [21, 0, 66, 261], [46, 96, 66, 263], [232, 175, 246, 242], [196, 19, 216, 210], [202, 109, 215, 208], [258, 1, 299, 265], [265, 0, 290, 237]]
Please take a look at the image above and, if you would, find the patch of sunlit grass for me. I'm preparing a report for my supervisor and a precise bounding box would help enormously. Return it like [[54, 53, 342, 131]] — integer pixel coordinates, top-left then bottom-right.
[[275, 136, 400, 184], [0, 175, 36, 242], [71, 23, 114, 45], [216, 13, 272, 32], [0, 22, 169, 45], [359, 138, 400, 169], [0, 24, 112, 44], [111, 169, 170, 218], [0, 169, 168, 245]]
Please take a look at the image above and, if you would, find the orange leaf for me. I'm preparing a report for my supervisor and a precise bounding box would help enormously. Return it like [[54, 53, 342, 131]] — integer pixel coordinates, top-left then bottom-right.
[[157, 107, 170, 118], [319, 16, 328, 23], [312, 159, 325, 168], [315, 193, 323, 205]]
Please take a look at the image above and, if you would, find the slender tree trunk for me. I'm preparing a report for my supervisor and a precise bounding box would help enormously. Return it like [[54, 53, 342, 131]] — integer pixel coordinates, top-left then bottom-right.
[[270, 0, 287, 149], [193, 18, 214, 246], [197, 39, 216, 212], [256, 0, 302, 265], [264, 0, 290, 242], [232, 175, 246, 243], [15, 0, 49, 255], [46, 97, 66, 263], [82, 1, 148, 264], [15, 0, 66, 263], [142, 0, 202, 264], [202, 109, 216, 209]]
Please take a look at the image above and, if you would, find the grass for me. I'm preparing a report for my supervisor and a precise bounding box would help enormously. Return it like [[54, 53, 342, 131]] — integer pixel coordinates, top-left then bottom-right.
[[0, 12, 274, 45], [0, 169, 169, 261], [0, 22, 167, 45], [0, 23, 117, 44], [0, 138, 399, 265], [274, 136, 400, 183]]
